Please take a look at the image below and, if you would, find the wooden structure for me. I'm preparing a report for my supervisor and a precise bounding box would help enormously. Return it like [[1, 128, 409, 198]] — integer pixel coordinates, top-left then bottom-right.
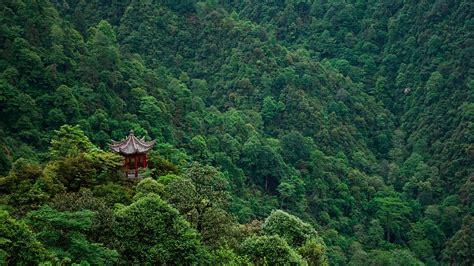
[[109, 130, 156, 178]]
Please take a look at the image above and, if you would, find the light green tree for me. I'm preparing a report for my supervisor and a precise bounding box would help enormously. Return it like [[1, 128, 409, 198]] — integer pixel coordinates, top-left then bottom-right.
[[113, 193, 209, 264], [239, 235, 304, 265]]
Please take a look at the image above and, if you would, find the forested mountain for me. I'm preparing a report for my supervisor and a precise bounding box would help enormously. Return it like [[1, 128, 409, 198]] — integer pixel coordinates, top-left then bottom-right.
[[0, 0, 472, 264]]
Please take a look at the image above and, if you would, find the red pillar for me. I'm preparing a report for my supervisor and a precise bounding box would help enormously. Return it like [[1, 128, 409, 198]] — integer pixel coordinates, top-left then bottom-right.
[[124, 156, 128, 177], [134, 155, 138, 177], [144, 154, 147, 168]]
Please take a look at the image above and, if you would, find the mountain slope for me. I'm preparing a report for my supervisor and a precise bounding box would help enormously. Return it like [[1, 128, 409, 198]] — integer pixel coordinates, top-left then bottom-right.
[[0, 0, 472, 264]]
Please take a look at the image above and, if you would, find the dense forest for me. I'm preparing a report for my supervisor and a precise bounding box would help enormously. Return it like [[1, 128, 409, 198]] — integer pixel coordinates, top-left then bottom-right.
[[0, 0, 472, 264]]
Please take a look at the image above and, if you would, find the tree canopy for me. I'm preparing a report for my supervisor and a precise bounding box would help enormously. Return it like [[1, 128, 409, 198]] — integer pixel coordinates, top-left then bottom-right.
[[0, 0, 472, 264]]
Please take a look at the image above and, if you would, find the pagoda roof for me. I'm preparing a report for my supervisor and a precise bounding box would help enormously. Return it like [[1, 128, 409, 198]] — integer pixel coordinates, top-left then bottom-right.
[[109, 130, 156, 155]]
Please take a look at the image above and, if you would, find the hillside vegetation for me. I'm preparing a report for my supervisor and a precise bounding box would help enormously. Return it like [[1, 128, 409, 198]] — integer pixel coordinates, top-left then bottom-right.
[[0, 0, 472, 264]]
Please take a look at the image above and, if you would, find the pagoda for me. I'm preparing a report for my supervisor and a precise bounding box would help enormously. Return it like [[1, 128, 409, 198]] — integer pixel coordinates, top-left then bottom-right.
[[109, 130, 156, 178]]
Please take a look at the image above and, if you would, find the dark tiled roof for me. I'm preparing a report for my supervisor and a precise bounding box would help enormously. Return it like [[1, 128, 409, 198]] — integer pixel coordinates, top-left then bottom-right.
[[109, 130, 155, 155]]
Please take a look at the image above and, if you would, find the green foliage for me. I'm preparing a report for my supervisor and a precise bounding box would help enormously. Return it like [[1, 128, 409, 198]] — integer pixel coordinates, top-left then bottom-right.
[[239, 235, 304, 265], [262, 96, 285, 124], [0, 159, 59, 213], [298, 238, 329, 266], [26, 205, 118, 264], [184, 162, 230, 208], [156, 173, 182, 185], [262, 210, 318, 248], [163, 163, 238, 248], [241, 137, 287, 193], [49, 125, 94, 159], [0, 210, 51, 264], [113, 193, 210, 264], [350, 249, 423, 266], [92, 182, 133, 205], [372, 196, 412, 242], [49, 190, 117, 244], [46, 126, 122, 192], [281, 131, 310, 165], [442, 216, 474, 265], [0, 139, 12, 176], [211, 246, 251, 265], [277, 175, 306, 212], [150, 157, 181, 177], [0, 0, 472, 264], [134, 177, 164, 198]]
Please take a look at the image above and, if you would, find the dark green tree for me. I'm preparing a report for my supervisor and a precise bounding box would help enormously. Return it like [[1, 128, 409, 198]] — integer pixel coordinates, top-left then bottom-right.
[[25, 205, 118, 264], [0, 210, 51, 264]]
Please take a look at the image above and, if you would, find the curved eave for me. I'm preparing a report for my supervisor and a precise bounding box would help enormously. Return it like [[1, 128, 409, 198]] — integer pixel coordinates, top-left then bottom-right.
[[116, 150, 153, 156], [109, 135, 156, 155]]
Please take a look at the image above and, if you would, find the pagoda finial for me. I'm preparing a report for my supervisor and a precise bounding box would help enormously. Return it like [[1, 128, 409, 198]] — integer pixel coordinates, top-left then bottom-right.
[[129, 129, 134, 135]]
